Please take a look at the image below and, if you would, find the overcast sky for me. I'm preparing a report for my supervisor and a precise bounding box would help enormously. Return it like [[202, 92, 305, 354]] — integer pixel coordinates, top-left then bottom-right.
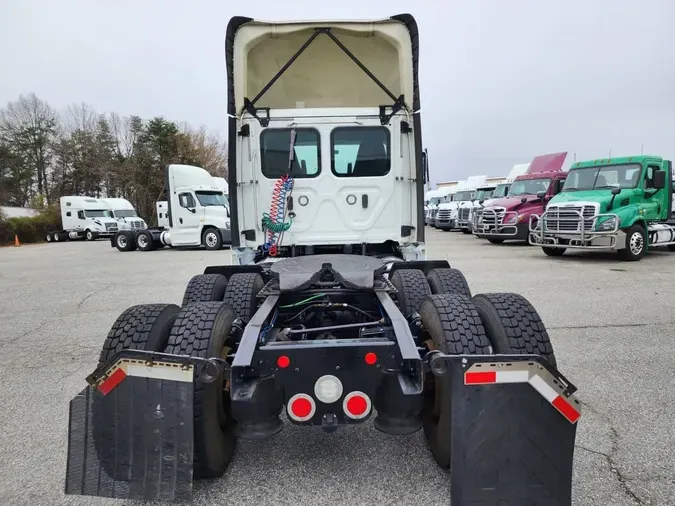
[[2, 0, 674, 186]]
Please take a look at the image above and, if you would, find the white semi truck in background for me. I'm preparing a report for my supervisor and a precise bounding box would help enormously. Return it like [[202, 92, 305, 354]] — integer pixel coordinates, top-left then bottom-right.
[[46, 196, 146, 242], [112, 164, 231, 252], [435, 175, 487, 231], [102, 198, 148, 231]]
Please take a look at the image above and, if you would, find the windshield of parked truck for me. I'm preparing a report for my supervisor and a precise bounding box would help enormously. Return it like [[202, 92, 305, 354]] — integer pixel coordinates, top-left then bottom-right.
[[509, 178, 551, 196], [195, 191, 228, 207], [474, 189, 494, 200], [442, 195, 454, 203], [113, 210, 138, 218], [493, 183, 510, 198], [84, 209, 113, 218], [562, 163, 642, 191], [429, 197, 442, 205], [454, 191, 473, 201]]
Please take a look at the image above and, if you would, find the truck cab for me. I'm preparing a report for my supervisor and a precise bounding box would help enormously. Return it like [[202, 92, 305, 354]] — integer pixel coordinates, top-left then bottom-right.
[[59, 196, 120, 241], [529, 155, 675, 261], [463, 184, 496, 233], [102, 198, 147, 231], [228, 16, 426, 264], [474, 153, 568, 243]]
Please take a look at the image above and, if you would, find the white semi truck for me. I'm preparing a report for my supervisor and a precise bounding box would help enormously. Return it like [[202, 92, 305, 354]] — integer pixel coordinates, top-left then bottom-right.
[[435, 176, 487, 231], [102, 198, 148, 231], [46, 196, 122, 242], [111, 164, 231, 251]]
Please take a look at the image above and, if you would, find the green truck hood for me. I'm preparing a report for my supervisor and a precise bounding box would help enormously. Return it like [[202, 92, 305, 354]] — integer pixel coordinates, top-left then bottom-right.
[[549, 190, 627, 212]]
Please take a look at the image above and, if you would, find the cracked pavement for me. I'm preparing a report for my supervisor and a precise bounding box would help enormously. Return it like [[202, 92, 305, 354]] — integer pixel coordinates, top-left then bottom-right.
[[0, 230, 674, 505]]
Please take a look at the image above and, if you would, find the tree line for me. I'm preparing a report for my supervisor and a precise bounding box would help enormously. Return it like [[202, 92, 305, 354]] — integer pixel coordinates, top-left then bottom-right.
[[0, 93, 227, 222]]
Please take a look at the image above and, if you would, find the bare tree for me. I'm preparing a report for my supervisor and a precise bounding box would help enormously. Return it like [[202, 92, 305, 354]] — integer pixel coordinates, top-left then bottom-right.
[[0, 93, 57, 202]]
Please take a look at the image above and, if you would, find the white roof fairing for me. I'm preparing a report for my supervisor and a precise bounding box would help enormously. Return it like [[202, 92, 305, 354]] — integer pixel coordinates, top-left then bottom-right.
[[230, 17, 416, 114]]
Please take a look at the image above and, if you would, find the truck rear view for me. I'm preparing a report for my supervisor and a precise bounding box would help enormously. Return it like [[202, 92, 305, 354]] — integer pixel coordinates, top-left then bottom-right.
[[63, 14, 582, 506]]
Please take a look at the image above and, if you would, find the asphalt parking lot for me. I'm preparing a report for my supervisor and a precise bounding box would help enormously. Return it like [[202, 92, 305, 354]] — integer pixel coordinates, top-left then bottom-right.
[[1, 228, 673, 506]]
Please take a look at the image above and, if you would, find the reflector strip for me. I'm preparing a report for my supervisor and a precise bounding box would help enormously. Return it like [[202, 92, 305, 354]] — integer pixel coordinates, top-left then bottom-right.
[[463, 362, 581, 424], [95, 359, 194, 395], [98, 367, 127, 396], [465, 371, 496, 384], [552, 395, 581, 423], [528, 374, 557, 402]]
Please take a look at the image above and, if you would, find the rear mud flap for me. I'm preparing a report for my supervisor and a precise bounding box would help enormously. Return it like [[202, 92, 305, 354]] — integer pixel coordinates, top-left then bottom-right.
[[65, 355, 198, 502], [430, 353, 580, 506]]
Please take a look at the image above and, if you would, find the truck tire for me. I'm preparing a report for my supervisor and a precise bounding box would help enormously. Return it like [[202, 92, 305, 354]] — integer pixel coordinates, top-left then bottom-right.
[[45, 232, 52, 242], [85, 229, 95, 241], [222, 272, 265, 322], [182, 273, 229, 306], [487, 238, 503, 244], [461, 228, 471, 234], [472, 293, 556, 366], [53, 231, 60, 242], [98, 303, 181, 363], [202, 227, 223, 251], [542, 246, 565, 256], [114, 231, 136, 251], [164, 301, 237, 479], [389, 269, 431, 318], [618, 224, 646, 261], [93, 303, 181, 480], [419, 294, 490, 469], [426, 268, 471, 298], [136, 230, 155, 251]]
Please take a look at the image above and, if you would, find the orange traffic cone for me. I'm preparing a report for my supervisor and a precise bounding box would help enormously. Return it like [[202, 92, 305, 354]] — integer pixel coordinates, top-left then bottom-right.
[[14, 234, 21, 247]]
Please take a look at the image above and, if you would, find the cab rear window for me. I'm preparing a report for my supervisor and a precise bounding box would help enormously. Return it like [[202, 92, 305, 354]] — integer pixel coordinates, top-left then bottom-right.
[[260, 128, 321, 179], [331, 127, 390, 177]]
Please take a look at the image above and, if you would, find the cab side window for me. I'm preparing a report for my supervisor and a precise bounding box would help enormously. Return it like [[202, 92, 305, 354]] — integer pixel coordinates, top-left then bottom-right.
[[77, 210, 85, 219], [179, 193, 195, 208], [553, 178, 565, 194], [644, 166, 660, 189]]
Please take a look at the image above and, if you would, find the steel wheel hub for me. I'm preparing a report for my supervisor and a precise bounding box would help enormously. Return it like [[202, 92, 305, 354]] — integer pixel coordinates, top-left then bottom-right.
[[629, 232, 643, 255], [206, 233, 218, 248]]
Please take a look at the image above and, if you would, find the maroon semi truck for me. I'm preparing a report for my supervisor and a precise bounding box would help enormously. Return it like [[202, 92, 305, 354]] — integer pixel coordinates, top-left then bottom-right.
[[474, 152, 568, 244]]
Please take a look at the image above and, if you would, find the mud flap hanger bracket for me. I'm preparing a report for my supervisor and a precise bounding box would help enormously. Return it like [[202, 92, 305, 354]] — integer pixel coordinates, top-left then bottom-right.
[[243, 27, 406, 127], [86, 349, 230, 388]]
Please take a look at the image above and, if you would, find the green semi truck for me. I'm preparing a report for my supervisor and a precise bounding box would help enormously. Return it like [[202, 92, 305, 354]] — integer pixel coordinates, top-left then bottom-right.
[[529, 155, 674, 261]]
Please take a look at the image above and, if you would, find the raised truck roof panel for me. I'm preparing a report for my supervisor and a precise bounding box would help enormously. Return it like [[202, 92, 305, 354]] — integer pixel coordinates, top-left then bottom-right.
[[226, 15, 417, 115], [527, 152, 568, 174]]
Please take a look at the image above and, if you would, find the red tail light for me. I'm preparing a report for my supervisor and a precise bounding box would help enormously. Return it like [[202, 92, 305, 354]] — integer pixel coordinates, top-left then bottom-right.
[[343, 391, 371, 419], [287, 393, 316, 422]]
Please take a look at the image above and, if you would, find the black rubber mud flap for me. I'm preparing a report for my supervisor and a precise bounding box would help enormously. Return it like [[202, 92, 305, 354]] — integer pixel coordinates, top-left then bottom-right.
[[65, 360, 196, 502], [428, 353, 581, 506]]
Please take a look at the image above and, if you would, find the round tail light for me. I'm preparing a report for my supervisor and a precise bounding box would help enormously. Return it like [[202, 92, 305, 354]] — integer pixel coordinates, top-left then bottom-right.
[[287, 393, 316, 422], [343, 391, 371, 419]]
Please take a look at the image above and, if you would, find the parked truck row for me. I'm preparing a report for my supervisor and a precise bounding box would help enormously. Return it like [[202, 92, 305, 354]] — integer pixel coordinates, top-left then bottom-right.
[[427, 151, 675, 261], [44, 166, 231, 252], [45, 196, 148, 242], [111, 164, 231, 252]]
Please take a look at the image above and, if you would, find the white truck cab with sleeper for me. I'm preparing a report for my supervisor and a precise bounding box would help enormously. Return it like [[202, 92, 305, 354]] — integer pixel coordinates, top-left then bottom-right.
[[46, 196, 120, 242], [227, 15, 426, 264], [111, 164, 232, 252]]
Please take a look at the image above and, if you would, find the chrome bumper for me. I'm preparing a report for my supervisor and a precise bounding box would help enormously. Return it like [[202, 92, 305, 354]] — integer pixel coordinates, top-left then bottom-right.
[[472, 209, 520, 237], [528, 211, 622, 249]]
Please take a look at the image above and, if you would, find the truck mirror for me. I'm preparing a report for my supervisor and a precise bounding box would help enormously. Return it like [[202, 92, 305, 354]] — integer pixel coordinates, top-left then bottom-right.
[[610, 187, 621, 195], [652, 169, 666, 189], [520, 197, 527, 203], [536, 191, 546, 200]]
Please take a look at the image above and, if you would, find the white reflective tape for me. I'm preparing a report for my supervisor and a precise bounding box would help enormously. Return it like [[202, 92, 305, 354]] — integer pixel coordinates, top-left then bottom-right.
[[528, 374, 558, 403], [124, 363, 193, 383], [495, 370, 530, 383]]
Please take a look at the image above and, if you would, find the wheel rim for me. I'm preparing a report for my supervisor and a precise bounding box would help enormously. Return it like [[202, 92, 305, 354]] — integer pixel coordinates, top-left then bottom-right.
[[138, 234, 148, 248], [117, 236, 127, 248], [629, 231, 644, 255], [205, 232, 218, 248], [87, 231, 92, 240], [54, 233, 59, 241], [46, 234, 51, 242]]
